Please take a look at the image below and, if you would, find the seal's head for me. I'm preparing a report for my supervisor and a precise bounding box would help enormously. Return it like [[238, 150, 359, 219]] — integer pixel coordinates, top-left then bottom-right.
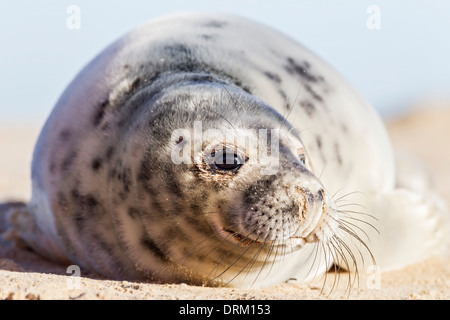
[[128, 75, 340, 286]]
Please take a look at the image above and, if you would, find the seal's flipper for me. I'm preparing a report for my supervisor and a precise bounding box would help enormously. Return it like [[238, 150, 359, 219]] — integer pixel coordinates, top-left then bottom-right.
[[368, 188, 447, 270], [1, 202, 69, 264], [334, 154, 449, 273]]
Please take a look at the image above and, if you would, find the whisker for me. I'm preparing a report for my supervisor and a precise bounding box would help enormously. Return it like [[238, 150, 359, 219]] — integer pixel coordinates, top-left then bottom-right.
[[332, 190, 365, 203], [338, 208, 377, 220], [301, 242, 320, 284], [329, 237, 353, 297], [325, 241, 340, 297], [215, 234, 262, 284], [319, 242, 329, 296], [261, 235, 278, 279], [338, 223, 376, 267], [249, 236, 272, 286], [279, 81, 304, 131], [207, 213, 276, 281], [219, 83, 242, 119], [336, 216, 374, 243], [335, 201, 368, 211], [332, 187, 346, 200], [333, 235, 360, 290], [338, 213, 380, 234]]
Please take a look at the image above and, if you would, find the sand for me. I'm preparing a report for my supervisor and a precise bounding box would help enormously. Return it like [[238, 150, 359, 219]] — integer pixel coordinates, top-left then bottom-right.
[[0, 105, 449, 300]]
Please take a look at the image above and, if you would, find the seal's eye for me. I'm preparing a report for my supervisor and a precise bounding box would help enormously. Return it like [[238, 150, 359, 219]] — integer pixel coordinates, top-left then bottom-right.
[[213, 150, 244, 171]]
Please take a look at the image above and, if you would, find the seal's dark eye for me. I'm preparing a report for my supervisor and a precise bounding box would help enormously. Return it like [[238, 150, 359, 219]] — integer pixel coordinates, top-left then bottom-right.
[[214, 150, 244, 171]]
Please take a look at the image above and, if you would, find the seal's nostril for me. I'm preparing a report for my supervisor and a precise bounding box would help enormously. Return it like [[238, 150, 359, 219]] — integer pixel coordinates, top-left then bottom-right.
[[317, 189, 324, 202], [308, 193, 315, 205]]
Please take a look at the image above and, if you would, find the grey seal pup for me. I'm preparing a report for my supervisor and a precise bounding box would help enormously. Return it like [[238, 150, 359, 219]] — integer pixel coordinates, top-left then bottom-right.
[[4, 12, 448, 288]]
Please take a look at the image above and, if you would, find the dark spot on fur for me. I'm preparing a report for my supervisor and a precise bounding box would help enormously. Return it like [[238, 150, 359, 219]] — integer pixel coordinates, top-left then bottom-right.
[[106, 146, 115, 159], [278, 89, 291, 110], [200, 34, 216, 40], [92, 158, 102, 171], [264, 71, 282, 83], [59, 129, 71, 142], [61, 151, 77, 172], [166, 180, 183, 198], [299, 100, 316, 117], [127, 207, 140, 219], [285, 57, 322, 83], [163, 44, 195, 73], [141, 236, 169, 262], [184, 215, 212, 235], [163, 170, 183, 198], [71, 188, 80, 200], [166, 225, 187, 242], [304, 84, 323, 102], [231, 79, 251, 94], [94, 99, 109, 126], [82, 194, 98, 208], [118, 167, 132, 194], [138, 156, 153, 182], [203, 20, 227, 28], [162, 43, 252, 94], [74, 214, 85, 232], [140, 180, 158, 197], [72, 189, 99, 209]]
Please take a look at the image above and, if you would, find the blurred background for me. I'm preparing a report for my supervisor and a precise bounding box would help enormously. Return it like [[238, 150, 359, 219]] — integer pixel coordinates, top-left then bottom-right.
[[0, 0, 449, 124]]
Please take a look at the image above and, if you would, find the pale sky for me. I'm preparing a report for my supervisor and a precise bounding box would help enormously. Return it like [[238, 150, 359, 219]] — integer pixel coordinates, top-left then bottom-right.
[[1, 0, 449, 124]]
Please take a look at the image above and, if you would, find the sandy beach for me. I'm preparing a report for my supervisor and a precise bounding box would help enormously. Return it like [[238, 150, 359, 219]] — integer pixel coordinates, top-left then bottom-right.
[[1, 105, 449, 300]]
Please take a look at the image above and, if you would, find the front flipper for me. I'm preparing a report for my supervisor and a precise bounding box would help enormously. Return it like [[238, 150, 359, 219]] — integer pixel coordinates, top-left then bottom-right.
[[335, 154, 449, 273], [367, 188, 447, 271]]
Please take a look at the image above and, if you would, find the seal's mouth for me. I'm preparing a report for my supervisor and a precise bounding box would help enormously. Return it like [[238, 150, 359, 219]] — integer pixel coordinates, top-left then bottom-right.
[[208, 214, 260, 247], [221, 228, 260, 247], [209, 215, 306, 249]]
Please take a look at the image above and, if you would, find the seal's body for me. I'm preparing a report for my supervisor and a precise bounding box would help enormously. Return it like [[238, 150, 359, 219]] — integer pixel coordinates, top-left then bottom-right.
[[6, 13, 448, 288]]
